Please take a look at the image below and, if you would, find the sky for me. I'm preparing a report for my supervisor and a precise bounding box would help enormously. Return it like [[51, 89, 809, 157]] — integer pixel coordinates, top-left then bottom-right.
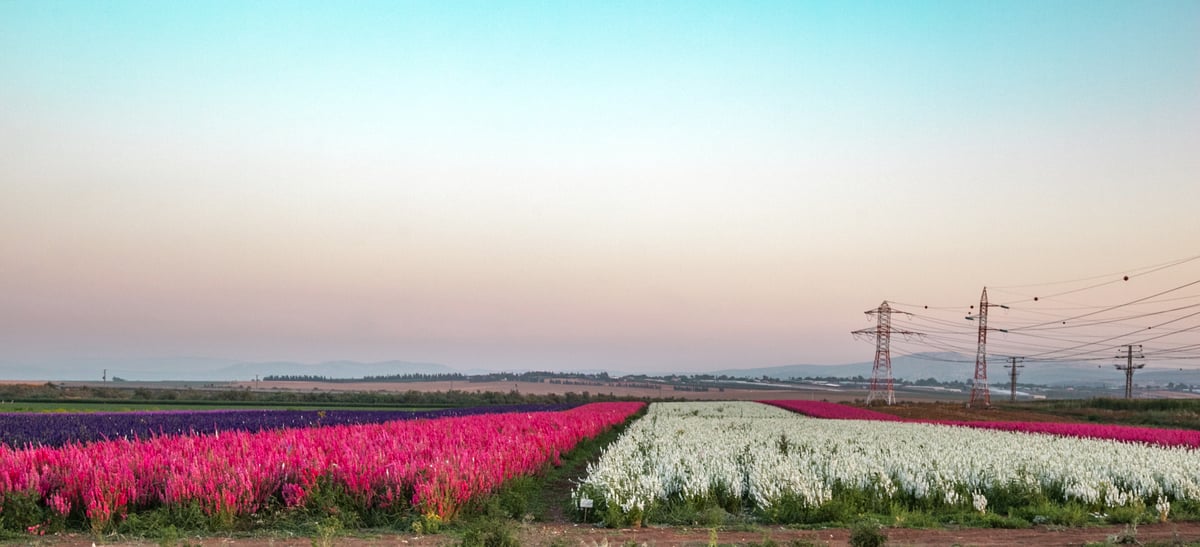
[[2, 1, 1199, 376]]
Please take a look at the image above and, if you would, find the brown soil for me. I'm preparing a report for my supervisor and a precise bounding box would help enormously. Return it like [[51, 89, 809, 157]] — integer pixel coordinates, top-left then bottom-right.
[[518, 521, 1200, 546], [41, 521, 1200, 546], [864, 401, 1088, 423]]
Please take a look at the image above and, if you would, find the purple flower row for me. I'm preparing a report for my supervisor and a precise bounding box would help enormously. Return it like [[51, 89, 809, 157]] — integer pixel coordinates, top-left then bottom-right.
[[0, 403, 580, 448], [760, 400, 1200, 449]]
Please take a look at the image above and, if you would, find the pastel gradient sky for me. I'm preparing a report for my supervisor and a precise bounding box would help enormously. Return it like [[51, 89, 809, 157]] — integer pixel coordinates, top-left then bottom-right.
[[2, 1, 1198, 374]]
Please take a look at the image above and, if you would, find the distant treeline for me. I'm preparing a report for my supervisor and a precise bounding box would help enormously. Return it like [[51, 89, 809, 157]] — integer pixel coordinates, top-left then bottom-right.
[[263, 373, 466, 383], [263, 371, 618, 384], [0, 382, 670, 408]]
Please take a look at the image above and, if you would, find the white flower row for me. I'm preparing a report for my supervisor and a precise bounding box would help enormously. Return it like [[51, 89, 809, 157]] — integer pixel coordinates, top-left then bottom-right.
[[574, 401, 1200, 517]]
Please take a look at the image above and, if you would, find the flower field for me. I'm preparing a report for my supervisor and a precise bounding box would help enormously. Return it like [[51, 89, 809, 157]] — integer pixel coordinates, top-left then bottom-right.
[[574, 401, 1200, 526], [0, 403, 580, 448], [0, 401, 643, 533], [759, 400, 902, 421], [764, 400, 1200, 448]]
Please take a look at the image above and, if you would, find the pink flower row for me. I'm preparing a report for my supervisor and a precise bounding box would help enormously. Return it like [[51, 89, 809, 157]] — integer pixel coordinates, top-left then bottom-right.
[[760, 400, 1200, 449], [0, 402, 644, 531]]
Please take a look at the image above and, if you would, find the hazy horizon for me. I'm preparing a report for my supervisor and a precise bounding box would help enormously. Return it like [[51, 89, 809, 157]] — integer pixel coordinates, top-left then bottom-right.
[[3, 1, 1198, 377]]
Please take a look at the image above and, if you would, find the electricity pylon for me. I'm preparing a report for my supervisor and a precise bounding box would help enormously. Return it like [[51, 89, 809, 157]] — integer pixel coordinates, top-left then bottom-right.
[[852, 301, 920, 405], [965, 287, 1008, 408]]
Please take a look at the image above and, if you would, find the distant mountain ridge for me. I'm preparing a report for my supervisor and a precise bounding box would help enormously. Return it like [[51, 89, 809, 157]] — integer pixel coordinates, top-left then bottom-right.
[[710, 352, 1198, 388], [0, 357, 456, 382], [1, 352, 1194, 386]]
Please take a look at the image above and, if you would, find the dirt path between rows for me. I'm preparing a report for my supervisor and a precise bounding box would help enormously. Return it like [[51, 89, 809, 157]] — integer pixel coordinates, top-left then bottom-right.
[[37, 521, 1200, 546]]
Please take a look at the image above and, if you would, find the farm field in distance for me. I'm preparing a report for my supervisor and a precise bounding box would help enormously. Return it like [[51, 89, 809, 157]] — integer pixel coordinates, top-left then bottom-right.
[[1, 382, 1199, 546]]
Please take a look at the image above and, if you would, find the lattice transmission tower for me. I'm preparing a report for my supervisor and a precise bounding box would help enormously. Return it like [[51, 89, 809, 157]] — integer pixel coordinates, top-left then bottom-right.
[[965, 287, 1008, 408], [852, 301, 920, 405]]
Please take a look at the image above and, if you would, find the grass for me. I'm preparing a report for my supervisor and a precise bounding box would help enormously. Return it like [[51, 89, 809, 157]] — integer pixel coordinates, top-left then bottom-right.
[[1009, 398, 1200, 430], [461, 405, 648, 523], [575, 481, 1195, 532]]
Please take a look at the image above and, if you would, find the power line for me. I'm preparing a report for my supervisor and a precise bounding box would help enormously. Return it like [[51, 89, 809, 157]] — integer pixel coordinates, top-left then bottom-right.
[[1022, 307, 1200, 360], [851, 253, 1200, 403], [990, 253, 1200, 290], [1006, 278, 1200, 332]]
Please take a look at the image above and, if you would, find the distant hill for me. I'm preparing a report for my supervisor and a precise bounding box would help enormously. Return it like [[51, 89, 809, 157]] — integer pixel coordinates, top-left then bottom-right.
[[3, 352, 1193, 387], [0, 357, 457, 382], [711, 353, 968, 383], [711, 352, 1193, 388]]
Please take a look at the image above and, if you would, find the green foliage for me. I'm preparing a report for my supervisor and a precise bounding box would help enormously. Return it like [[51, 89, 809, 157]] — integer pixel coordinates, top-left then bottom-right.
[[981, 512, 1032, 529], [1019, 398, 1200, 430], [644, 496, 736, 526], [887, 503, 940, 529], [485, 476, 533, 520], [409, 512, 440, 534], [1170, 499, 1200, 521], [1052, 502, 1093, 527], [457, 518, 520, 547], [156, 525, 180, 547], [1106, 521, 1141, 545], [848, 521, 888, 547], [310, 515, 342, 547], [758, 492, 849, 525], [747, 536, 779, 547], [0, 491, 51, 533], [1106, 502, 1149, 525], [117, 502, 211, 536], [978, 482, 1050, 515]]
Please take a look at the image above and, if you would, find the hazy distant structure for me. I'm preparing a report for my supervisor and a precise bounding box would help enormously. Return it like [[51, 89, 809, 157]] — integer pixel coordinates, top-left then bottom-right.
[[853, 301, 919, 405], [1115, 344, 1144, 399], [1004, 356, 1023, 402]]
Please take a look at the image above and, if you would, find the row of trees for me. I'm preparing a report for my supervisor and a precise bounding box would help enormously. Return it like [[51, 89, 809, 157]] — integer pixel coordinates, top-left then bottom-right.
[[2, 382, 660, 407]]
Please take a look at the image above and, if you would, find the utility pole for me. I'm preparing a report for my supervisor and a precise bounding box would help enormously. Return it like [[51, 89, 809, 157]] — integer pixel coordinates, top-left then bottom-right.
[[1115, 345, 1144, 399], [1004, 357, 1023, 402], [852, 301, 920, 405], [102, 369, 107, 383], [965, 287, 1008, 408]]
